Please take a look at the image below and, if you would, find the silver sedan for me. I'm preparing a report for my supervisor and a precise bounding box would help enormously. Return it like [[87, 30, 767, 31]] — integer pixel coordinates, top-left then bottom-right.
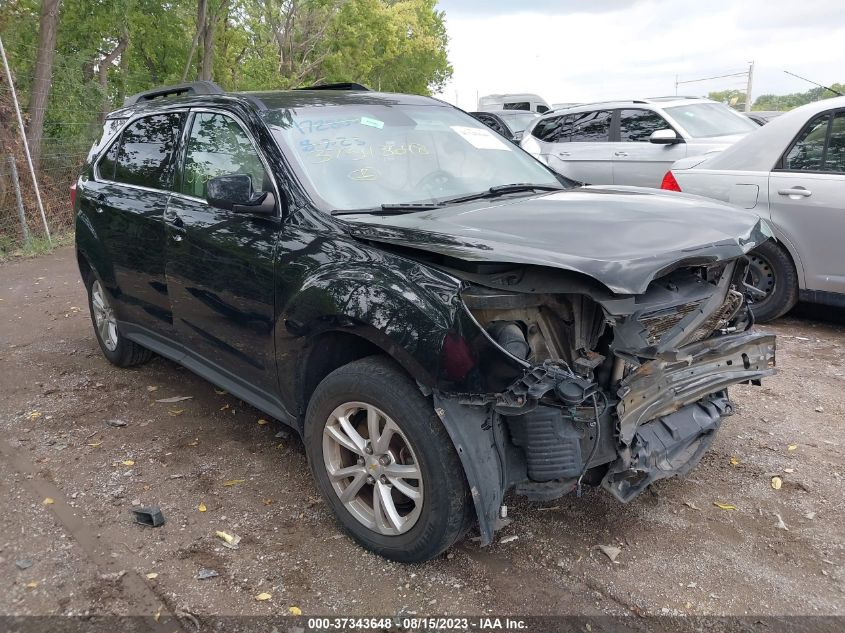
[[663, 96, 845, 321]]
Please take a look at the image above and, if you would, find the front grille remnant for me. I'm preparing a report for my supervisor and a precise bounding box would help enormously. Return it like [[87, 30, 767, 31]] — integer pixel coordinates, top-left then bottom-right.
[[688, 289, 745, 343], [638, 301, 703, 346]]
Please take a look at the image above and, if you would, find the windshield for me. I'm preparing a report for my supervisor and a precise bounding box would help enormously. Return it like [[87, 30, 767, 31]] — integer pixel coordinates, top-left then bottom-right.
[[499, 112, 538, 133], [665, 103, 758, 138], [264, 103, 561, 211]]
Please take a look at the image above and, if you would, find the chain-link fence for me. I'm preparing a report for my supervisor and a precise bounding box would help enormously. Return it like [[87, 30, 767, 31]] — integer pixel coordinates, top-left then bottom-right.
[[0, 146, 85, 254], [1, 43, 94, 256]]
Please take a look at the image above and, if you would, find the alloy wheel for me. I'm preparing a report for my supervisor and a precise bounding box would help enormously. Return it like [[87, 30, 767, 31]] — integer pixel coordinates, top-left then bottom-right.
[[91, 280, 119, 352], [322, 401, 423, 536]]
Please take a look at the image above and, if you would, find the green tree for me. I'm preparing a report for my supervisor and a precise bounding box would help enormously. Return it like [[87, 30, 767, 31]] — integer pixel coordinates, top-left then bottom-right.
[[707, 89, 746, 109], [752, 83, 845, 111]]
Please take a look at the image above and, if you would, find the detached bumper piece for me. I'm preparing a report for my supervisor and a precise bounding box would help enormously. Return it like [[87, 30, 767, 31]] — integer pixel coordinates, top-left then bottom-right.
[[602, 394, 730, 502]]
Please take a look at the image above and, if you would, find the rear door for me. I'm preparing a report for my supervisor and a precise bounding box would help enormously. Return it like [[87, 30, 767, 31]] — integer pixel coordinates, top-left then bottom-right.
[[769, 109, 845, 295], [611, 108, 687, 187], [83, 112, 185, 337], [552, 110, 613, 185], [164, 109, 283, 398]]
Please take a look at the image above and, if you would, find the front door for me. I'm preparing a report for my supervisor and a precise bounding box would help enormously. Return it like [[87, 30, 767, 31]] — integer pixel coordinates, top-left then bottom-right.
[[769, 109, 845, 295], [164, 110, 282, 399], [611, 108, 687, 187]]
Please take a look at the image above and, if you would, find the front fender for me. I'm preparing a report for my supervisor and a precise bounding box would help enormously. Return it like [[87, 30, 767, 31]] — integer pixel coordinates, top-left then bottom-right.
[[284, 255, 463, 387]]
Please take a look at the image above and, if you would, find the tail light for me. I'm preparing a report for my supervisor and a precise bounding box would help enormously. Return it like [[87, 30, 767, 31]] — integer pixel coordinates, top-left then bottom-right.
[[70, 182, 77, 207], [660, 171, 682, 192]]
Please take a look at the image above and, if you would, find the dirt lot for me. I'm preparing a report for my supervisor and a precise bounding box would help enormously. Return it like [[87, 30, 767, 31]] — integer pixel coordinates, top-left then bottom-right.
[[1, 246, 843, 623]]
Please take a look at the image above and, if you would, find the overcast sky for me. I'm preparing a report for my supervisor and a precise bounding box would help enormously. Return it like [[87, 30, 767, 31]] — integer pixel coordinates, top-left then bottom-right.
[[434, 0, 845, 110]]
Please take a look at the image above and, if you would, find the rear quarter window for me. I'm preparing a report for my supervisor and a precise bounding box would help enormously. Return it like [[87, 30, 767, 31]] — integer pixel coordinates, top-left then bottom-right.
[[86, 118, 127, 164], [531, 115, 573, 143]]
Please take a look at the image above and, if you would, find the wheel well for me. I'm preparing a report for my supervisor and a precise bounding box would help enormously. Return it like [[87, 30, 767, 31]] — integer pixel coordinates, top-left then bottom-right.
[[768, 235, 802, 285], [299, 332, 384, 420]]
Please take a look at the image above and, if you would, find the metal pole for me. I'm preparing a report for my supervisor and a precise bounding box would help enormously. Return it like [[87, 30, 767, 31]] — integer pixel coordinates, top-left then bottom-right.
[[0, 35, 51, 243], [745, 61, 754, 112], [8, 154, 32, 247]]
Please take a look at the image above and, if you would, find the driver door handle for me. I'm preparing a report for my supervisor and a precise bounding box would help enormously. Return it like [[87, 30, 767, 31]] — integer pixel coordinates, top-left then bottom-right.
[[557, 151, 571, 157], [614, 151, 629, 157], [777, 187, 811, 198]]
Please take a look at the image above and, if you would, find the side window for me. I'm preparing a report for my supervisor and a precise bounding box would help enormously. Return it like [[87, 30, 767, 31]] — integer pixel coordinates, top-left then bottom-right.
[[783, 113, 830, 172], [504, 102, 530, 111], [114, 114, 184, 189], [181, 112, 269, 199], [98, 139, 120, 181], [474, 114, 507, 136], [531, 115, 573, 143], [619, 109, 670, 142], [88, 117, 126, 165], [824, 112, 845, 173], [569, 110, 611, 142], [536, 105, 549, 113], [531, 116, 561, 142]]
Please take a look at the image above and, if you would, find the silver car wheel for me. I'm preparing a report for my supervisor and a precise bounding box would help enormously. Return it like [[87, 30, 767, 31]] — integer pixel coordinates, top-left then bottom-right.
[[322, 401, 423, 536], [91, 280, 119, 352]]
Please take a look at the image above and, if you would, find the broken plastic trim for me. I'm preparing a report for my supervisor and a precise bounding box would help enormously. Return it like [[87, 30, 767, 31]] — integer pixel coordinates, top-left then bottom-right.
[[616, 330, 776, 446], [602, 393, 732, 502]]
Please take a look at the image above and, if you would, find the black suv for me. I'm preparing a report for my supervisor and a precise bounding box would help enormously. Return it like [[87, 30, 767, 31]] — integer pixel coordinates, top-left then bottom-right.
[[75, 81, 776, 562]]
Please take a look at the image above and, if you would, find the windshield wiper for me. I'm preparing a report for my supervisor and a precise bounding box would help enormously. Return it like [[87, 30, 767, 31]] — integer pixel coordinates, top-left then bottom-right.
[[331, 202, 444, 217], [330, 184, 565, 216], [437, 183, 566, 206]]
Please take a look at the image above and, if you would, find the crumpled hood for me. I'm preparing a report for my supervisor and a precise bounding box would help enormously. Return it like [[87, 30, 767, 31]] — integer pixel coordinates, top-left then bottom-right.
[[343, 186, 773, 295]]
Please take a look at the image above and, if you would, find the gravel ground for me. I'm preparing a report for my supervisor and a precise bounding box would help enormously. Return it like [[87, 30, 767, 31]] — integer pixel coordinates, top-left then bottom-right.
[[1, 246, 843, 622]]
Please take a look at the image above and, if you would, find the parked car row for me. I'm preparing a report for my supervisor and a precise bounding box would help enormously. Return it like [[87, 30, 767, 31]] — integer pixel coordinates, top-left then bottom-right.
[[664, 96, 845, 321], [519, 97, 758, 187], [472, 91, 843, 322]]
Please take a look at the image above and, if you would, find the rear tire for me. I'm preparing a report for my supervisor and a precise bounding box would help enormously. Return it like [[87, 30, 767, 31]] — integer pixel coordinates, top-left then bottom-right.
[[746, 241, 798, 323], [85, 272, 153, 367], [304, 356, 474, 562]]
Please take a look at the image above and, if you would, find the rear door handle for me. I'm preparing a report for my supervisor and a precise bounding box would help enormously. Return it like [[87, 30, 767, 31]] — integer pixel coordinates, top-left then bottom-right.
[[557, 151, 571, 157], [777, 187, 811, 198], [614, 151, 629, 157]]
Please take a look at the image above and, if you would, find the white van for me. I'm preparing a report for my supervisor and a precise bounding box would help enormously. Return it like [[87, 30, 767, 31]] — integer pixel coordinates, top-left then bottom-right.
[[477, 93, 550, 113]]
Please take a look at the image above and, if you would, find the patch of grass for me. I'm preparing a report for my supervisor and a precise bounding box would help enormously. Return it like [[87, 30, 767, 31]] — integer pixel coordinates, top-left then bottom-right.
[[0, 231, 73, 262]]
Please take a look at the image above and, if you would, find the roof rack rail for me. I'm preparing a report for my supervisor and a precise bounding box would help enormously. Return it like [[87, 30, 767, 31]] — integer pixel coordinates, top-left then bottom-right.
[[294, 82, 371, 91], [644, 95, 704, 101], [123, 81, 224, 106], [548, 98, 648, 112]]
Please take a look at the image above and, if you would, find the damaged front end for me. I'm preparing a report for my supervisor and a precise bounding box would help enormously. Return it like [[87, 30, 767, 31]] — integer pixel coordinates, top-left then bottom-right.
[[433, 258, 776, 544]]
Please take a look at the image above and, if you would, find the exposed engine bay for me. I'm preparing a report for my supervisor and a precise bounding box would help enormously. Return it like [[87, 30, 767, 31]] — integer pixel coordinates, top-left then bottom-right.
[[432, 257, 776, 544]]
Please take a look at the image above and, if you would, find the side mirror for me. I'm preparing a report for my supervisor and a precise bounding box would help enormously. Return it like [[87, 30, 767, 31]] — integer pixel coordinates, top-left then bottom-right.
[[206, 174, 276, 215], [649, 129, 682, 145]]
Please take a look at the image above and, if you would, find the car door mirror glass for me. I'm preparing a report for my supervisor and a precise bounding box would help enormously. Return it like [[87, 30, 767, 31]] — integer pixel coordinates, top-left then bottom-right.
[[649, 129, 681, 145], [207, 174, 254, 210], [206, 174, 276, 215]]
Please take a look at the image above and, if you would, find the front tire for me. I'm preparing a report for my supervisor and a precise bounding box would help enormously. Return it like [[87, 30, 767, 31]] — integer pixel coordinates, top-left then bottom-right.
[[745, 241, 798, 322], [85, 273, 153, 367], [304, 356, 474, 562]]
